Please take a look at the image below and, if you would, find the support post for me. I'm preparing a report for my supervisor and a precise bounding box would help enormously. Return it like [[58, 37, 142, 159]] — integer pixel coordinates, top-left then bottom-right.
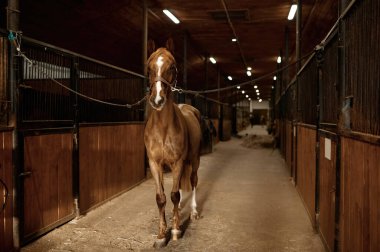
[[71, 57, 80, 216], [7, 0, 20, 249]]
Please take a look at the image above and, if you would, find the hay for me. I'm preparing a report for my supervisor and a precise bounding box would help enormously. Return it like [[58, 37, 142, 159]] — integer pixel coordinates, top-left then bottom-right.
[[241, 134, 274, 149]]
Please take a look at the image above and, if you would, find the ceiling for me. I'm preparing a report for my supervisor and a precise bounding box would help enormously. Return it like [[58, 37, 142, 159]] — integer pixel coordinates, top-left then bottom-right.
[[19, 0, 338, 103]]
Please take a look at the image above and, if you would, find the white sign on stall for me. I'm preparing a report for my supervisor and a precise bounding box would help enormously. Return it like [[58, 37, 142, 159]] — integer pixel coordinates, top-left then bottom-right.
[[324, 138, 331, 160]]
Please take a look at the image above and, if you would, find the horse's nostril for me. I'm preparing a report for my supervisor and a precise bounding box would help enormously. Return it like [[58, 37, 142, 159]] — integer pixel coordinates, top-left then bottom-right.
[[155, 95, 163, 105]]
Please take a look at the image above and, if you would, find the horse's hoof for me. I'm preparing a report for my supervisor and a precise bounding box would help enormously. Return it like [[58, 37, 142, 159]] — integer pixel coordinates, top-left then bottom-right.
[[190, 211, 199, 220], [153, 238, 166, 248], [171, 229, 182, 241]]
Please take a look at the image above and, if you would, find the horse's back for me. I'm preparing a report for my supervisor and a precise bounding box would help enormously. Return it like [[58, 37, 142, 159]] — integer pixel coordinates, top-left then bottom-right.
[[177, 104, 201, 155], [178, 104, 201, 121]]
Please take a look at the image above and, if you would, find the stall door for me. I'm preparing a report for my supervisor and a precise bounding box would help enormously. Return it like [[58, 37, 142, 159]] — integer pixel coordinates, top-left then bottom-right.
[[22, 131, 75, 243]]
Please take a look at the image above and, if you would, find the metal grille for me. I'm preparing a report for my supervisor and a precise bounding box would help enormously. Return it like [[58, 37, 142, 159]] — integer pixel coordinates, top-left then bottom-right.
[[19, 40, 146, 126], [284, 83, 296, 120], [344, 0, 380, 135], [78, 58, 144, 123], [192, 96, 208, 116], [320, 34, 339, 126], [297, 56, 318, 125], [21, 44, 73, 124], [0, 36, 8, 125]]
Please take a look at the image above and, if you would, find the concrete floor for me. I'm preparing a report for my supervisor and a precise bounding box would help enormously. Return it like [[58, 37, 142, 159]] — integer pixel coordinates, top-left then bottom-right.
[[22, 126, 325, 252]]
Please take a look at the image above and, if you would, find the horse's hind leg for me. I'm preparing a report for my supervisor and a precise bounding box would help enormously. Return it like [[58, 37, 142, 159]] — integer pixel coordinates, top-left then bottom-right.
[[149, 160, 167, 248], [190, 157, 200, 220]]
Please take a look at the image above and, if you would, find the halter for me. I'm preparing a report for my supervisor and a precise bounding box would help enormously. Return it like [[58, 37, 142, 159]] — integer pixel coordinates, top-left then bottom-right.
[[154, 76, 177, 87], [152, 65, 178, 89]]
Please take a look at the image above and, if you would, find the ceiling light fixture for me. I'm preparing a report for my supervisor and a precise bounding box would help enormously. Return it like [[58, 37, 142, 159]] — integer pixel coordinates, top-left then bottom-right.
[[163, 9, 180, 24], [209, 57, 216, 64], [254, 85, 258, 89], [277, 56, 282, 64], [246, 95, 249, 98], [237, 86, 241, 89], [247, 67, 252, 71], [288, 4, 298, 20], [232, 38, 237, 42], [228, 76, 233, 81], [273, 76, 277, 80], [242, 90, 245, 94], [246, 70, 252, 76], [259, 99, 263, 103], [256, 89, 259, 93]]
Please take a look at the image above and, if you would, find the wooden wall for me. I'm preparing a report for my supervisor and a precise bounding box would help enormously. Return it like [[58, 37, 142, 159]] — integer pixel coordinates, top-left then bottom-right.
[[0, 130, 13, 252], [210, 119, 219, 144], [23, 132, 74, 241], [340, 137, 380, 252], [79, 123, 145, 213], [296, 125, 317, 227], [319, 133, 337, 252], [285, 121, 292, 175], [221, 120, 231, 141]]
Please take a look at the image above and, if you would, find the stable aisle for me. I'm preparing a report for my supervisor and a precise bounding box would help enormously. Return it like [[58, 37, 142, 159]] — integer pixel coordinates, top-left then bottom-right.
[[22, 126, 325, 251]]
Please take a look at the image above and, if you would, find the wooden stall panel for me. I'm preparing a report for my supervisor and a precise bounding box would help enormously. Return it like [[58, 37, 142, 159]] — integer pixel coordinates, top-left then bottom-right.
[[210, 119, 219, 144], [340, 137, 380, 252], [79, 124, 145, 213], [0, 131, 13, 252], [23, 133, 74, 240], [285, 121, 292, 175], [296, 125, 317, 227], [221, 120, 231, 141], [319, 135, 337, 252]]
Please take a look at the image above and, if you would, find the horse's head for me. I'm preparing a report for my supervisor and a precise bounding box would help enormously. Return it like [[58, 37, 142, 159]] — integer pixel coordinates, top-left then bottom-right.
[[147, 40, 177, 111]]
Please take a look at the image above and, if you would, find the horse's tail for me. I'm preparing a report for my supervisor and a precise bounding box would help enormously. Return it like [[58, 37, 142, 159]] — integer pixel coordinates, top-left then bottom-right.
[[180, 162, 192, 192]]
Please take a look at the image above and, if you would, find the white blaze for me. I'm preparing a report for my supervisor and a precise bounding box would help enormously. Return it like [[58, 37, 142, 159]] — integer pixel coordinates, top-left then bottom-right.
[[155, 56, 164, 105]]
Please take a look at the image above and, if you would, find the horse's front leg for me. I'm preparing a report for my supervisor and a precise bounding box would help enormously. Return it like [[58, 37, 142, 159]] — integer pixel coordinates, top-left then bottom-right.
[[171, 160, 183, 241], [149, 160, 167, 248]]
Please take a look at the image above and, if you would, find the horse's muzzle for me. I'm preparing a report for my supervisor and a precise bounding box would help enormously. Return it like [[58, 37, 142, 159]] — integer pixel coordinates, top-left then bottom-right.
[[149, 96, 166, 110]]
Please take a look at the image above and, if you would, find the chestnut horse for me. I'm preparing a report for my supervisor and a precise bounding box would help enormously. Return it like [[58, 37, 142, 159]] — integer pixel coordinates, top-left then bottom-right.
[[144, 40, 201, 248]]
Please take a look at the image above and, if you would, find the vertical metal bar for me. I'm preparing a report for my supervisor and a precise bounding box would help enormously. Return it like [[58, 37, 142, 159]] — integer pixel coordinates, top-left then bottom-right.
[[71, 56, 79, 215], [296, 0, 302, 72], [335, 0, 347, 250], [285, 26, 290, 86], [183, 32, 188, 103], [142, 0, 148, 122], [142, 0, 148, 80], [217, 68, 220, 102], [315, 51, 324, 230]]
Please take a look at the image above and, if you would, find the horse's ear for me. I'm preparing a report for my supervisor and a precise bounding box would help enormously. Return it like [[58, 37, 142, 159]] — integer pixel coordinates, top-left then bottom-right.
[[165, 38, 175, 54], [147, 39, 156, 57]]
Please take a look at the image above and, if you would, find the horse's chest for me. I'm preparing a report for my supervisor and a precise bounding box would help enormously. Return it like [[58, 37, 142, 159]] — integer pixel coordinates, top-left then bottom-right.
[[145, 128, 187, 162]]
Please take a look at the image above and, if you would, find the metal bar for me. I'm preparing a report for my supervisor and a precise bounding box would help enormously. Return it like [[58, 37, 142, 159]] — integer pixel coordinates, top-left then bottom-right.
[[321, 0, 359, 46], [296, 0, 302, 72], [23, 37, 146, 79], [183, 32, 188, 103], [142, 0, 148, 78]]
